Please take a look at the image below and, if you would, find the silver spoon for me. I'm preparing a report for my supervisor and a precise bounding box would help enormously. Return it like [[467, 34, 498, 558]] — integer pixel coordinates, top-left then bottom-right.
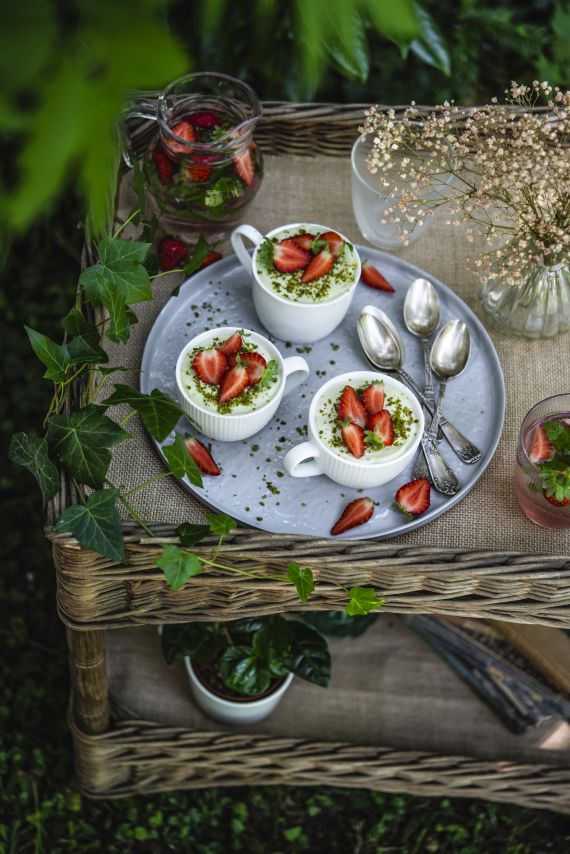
[[403, 278, 440, 407], [428, 320, 470, 446], [357, 306, 481, 464], [357, 306, 459, 495]]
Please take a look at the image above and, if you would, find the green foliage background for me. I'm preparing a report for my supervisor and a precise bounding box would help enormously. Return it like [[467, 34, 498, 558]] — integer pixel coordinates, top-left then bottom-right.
[[2, 0, 570, 850]]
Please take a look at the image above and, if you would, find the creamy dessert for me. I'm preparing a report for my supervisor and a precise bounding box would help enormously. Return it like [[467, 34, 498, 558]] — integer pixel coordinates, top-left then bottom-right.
[[314, 376, 419, 463], [180, 329, 280, 415], [255, 225, 359, 304]]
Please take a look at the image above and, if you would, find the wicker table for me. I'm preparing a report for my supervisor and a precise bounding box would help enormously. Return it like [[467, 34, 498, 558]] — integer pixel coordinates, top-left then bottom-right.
[[47, 104, 570, 812]]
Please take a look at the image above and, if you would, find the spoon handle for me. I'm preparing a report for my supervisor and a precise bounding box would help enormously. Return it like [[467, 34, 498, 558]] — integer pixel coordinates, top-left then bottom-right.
[[420, 434, 460, 495], [422, 338, 436, 404], [427, 380, 447, 441], [397, 369, 481, 464]]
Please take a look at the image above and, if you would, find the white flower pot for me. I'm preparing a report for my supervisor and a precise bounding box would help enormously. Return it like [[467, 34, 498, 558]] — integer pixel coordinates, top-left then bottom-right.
[[185, 657, 294, 725]]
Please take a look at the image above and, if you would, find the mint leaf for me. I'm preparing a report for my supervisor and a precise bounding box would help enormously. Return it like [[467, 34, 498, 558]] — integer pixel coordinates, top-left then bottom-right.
[[25, 325, 72, 382], [345, 587, 384, 616], [157, 544, 203, 591], [365, 429, 384, 450], [47, 404, 129, 489], [62, 308, 108, 364], [287, 563, 315, 603], [162, 433, 203, 487], [103, 385, 182, 442], [256, 238, 274, 270], [544, 419, 570, 454], [259, 359, 280, 390], [9, 433, 59, 507], [177, 521, 211, 547], [207, 512, 236, 537], [54, 488, 125, 562]]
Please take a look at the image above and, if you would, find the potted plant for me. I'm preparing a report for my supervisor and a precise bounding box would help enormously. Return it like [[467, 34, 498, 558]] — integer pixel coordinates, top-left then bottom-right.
[[162, 616, 330, 725]]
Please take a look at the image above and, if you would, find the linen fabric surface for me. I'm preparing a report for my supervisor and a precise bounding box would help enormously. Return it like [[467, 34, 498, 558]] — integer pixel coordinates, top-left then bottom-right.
[[101, 154, 570, 555]]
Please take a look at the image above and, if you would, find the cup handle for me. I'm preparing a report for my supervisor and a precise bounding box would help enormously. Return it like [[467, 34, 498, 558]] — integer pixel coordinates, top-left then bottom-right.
[[283, 441, 323, 478], [230, 224, 265, 276], [282, 356, 310, 396]]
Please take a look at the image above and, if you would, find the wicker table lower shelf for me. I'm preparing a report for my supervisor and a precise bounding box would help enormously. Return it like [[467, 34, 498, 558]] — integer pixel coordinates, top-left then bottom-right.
[[70, 617, 570, 812]]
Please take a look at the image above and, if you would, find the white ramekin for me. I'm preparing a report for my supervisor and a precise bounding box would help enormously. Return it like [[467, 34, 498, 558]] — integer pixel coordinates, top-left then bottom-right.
[[230, 222, 361, 343], [175, 326, 309, 441], [283, 371, 424, 488]]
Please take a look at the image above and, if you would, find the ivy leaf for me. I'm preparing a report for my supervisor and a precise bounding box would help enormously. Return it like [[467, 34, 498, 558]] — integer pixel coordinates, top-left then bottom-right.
[[345, 587, 384, 616], [25, 325, 72, 382], [287, 563, 315, 603], [207, 512, 236, 537], [80, 236, 152, 304], [162, 433, 203, 488], [103, 384, 182, 442], [46, 404, 129, 489], [8, 432, 59, 507], [157, 544, 203, 591], [62, 308, 108, 364], [54, 488, 125, 562], [177, 521, 212, 548]]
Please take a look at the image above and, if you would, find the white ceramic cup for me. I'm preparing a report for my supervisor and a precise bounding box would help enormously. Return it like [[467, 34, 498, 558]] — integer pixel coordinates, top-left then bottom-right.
[[175, 326, 309, 442], [283, 371, 424, 489], [230, 222, 361, 343], [185, 658, 294, 725]]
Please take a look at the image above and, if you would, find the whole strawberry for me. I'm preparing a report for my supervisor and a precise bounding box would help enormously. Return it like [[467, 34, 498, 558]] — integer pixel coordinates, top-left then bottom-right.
[[158, 237, 188, 272]]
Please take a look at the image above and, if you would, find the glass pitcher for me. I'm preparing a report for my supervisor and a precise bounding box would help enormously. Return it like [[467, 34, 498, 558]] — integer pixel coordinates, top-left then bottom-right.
[[127, 72, 263, 243]]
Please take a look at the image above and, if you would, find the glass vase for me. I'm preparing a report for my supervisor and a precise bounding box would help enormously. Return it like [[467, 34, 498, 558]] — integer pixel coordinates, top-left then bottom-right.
[[480, 260, 570, 339]]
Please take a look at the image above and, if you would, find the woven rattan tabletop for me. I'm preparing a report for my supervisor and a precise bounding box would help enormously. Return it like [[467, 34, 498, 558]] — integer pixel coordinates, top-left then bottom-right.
[[102, 153, 570, 558]]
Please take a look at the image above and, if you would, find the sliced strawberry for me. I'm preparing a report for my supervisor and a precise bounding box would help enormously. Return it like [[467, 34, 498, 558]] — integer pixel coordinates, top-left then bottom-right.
[[187, 110, 221, 129], [192, 349, 228, 385], [528, 424, 555, 463], [544, 489, 570, 507], [218, 331, 243, 357], [361, 260, 395, 292], [291, 232, 315, 252], [368, 409, 395, 446], [168, 121, 197, 153], [158, 237, 188, 272], [234, 148, 255, 186], [229, 350, 267, 385], [395, 478, 431, 518], [186, 156, 213, 182], [338, 386, 367, 427], [319, 230, 343, 260], [185, 437, 221, 476], [153, 147, 173, 184], [331, 497, 374, 536], [218, 365, 250, 403], [341, 421, 365, 458], [200, 250, 223, 269], [301, 248, 334, 283], [361, 384, 385, 416], [273, 239, 311, 273]]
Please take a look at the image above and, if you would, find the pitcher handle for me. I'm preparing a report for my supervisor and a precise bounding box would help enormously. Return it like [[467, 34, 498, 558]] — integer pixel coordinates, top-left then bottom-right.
[[230, 224, 265, 276], [121, 95, 159, 167], [283, 441, 323, 479]]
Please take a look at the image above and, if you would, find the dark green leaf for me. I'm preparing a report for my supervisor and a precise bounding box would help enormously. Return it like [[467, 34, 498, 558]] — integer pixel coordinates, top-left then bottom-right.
[[287, 563, 314, 603], [62, 308, 108, 364], [25, 325, 72, 382], [409, 4, 451, 76], [177, 522, 212, 548], [46, 404, 129, 489], [163, 434, 203, 488], [157, 544, 203, 591], [207, 512, 236, 537], [285, 620, 330, 687], [219, 645, 271, 696], [8, 432, 59, 507], [346, 586, 384, 616], [103, 384, 182, 442], [54, 488, 125, 562], [170, 235, 212, 298], [161, 622, 224, 665], [300, 611, 379, 638], [253, 618, 292, 678]]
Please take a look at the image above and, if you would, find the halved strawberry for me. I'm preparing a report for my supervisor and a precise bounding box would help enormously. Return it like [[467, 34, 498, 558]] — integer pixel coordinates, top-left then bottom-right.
[[361, 384, 385, 416], [338, 386, 367, 427], [331, 497, 374, 536], [544, 490, 570, 507], [234, 148, 255, 186], [229, 351, 267, 385], [158, 237, 188, 272], [187, 110, 220, 129], [200, 250, 223, 269], [186, 156, 213, 182], [192, 349, 228, 385], [341, 421, 365, 458], [394, 478, 431, 518], [273, 239, 311, 273], [185, 437, 221, 476], [291, 232, 316, 252], [319, 230, 343, 260], [153, 147, 173, 184], [218, 331, 243, 357], [361, 260, 395, 292], [218, 365, 249, 403], [301, 248, 334, 283], [168, 121, 197, 154], [528, 424, 555, 463], [368, 409, 395, 446]]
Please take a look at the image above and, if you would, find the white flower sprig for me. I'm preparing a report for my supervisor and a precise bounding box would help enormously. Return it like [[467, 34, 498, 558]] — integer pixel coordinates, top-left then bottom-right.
[[361, 82, 570, 287]]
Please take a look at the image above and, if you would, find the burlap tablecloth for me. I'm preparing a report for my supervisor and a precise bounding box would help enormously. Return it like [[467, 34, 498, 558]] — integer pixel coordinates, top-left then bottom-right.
[[103, 155, 570, 556]]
